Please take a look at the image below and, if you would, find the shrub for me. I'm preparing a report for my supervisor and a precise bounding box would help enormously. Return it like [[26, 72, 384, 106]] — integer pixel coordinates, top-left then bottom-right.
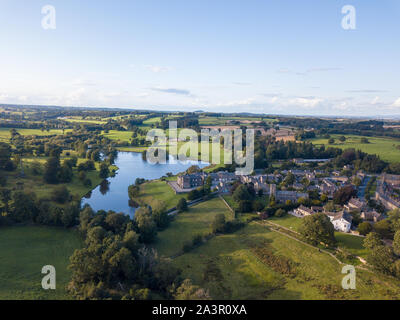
[[51, 185, 70, 204], [275, 208, 286, 217], [177, 198, 188, 212]]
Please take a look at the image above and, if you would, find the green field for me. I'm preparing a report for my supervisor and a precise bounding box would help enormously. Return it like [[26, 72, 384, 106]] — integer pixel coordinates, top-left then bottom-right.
[[101, 130, 134, 143], [198, 116, 277, 126], [136, 179, 186, 210], [61, 117, 106, 124], [309, 134, 400, 163], [0, 226, 81, 300], [269, 214, 303, 232], [3, 157, 107, 201], [268, 215, 368, 257], [0, 128, 69, 142], [335, 233, 368, 258], [172, 222, 400, 299], [153, 197, 233, 257]]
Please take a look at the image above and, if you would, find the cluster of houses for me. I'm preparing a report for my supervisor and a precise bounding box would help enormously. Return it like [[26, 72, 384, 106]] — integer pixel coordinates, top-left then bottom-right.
[[175, 169, 400, 234], [292, 196, 383, 233], [375, 174, 400, 211]]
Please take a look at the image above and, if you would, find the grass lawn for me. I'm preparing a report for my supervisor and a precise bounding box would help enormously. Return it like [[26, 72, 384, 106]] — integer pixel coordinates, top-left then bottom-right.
[[3, 157, 108, 201], [101, 130, 134, 143], [268, 214, 368, 257], [0, 226, 82, 300], [153, 197, 233, 257], [136, 179, 186, 210], [172, 222, 400, 299], [0, 128, 69, 142], [268, 214, 303, 232], [308, 134, 400, 163]]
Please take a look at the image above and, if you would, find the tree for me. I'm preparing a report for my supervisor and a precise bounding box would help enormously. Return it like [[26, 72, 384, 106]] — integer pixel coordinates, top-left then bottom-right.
[[177, 198, 188, 213], [203, 176, 212, 195], [387, 209, 400, 231], [61, 204, 79, 227], [283, 172, 295, 186], [174, 279, 211, 300], [0, 188, 11, 213], [186, 165, 201, 174], [357, 221, 372, 236], [374, 219, 392, 239], [211, 213, 226, 234], [44, 156, 60, 184], [99, 162, 109, 179], [52, 185, 70, 204], [187, 189, 201, 201], [135, 207, 157, 243], [328, 138, 335, 144], [363, 232, 383, 250], [128, 185, 140, 199], [339, 136, 346, 142], [367, 245, 396, 275], [58, 164, 73, 183], [0, 142, 12, 170], [298, 213, 336, 246], [238, 200, 252, 213], [252, 200, 264, 212], [233, 184, 251, 202], [151, 200, 169, 230], [275, 208, 286, 217], [10, 191, 38, 222], [333, 185, 357, 205], [352, 177, 362, 187], [393, 230, 400, 255]]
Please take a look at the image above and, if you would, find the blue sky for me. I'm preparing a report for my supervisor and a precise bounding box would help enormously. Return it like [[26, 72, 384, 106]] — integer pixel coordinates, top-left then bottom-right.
[[0, 0, 399, 116]]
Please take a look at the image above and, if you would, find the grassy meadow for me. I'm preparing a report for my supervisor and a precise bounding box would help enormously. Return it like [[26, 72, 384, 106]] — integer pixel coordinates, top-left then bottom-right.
[[0, 226, 81, 300], [309, 134, 400, 163], [0, 128, 70, 143], [153, 197, 233, 257], [172, 222, 400, 300], [135, 179, 186, 210]]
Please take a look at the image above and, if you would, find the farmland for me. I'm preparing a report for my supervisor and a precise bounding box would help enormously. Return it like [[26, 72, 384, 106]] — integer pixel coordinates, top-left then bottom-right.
[[172, 222, 400, 300], [309, 134, 400, 163], [153, 197, 233, 257], [0, 226, 82, 300]]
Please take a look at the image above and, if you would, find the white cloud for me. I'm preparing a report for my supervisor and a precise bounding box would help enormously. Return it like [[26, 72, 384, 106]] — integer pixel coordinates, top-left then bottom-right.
[[371, 96, 380, 105], [144, 65, 173, 73], [289, 97, 323, 108], [392, 97, 400, 107]]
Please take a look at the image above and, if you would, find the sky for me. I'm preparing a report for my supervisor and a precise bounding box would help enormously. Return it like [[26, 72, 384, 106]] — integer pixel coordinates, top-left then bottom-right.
[[0, 0, 399, 116]]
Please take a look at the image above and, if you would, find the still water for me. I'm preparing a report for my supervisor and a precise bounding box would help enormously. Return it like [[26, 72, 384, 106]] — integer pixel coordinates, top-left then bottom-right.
[[81, 152, 208, 218]]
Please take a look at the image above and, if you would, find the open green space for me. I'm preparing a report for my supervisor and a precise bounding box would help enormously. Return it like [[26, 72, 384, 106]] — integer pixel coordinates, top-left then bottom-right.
[[0, 128, 70, 142], [3, 157, 107, 201], [172, 222, 400, 299], [268, 214, 368, 258], [268, 214, 303, 232], [308, 134, 400, 163], [335, 232, 368, 258], [0, 226, 82, 300], [198, 116, 277, 126], [135, 179, 186, 210], [153, 197, 233, 257], [101, 130, 134, 143]]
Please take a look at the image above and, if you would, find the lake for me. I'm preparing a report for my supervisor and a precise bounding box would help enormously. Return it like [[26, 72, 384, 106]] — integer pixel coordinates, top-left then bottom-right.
[[81, 152, 208, 217]]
